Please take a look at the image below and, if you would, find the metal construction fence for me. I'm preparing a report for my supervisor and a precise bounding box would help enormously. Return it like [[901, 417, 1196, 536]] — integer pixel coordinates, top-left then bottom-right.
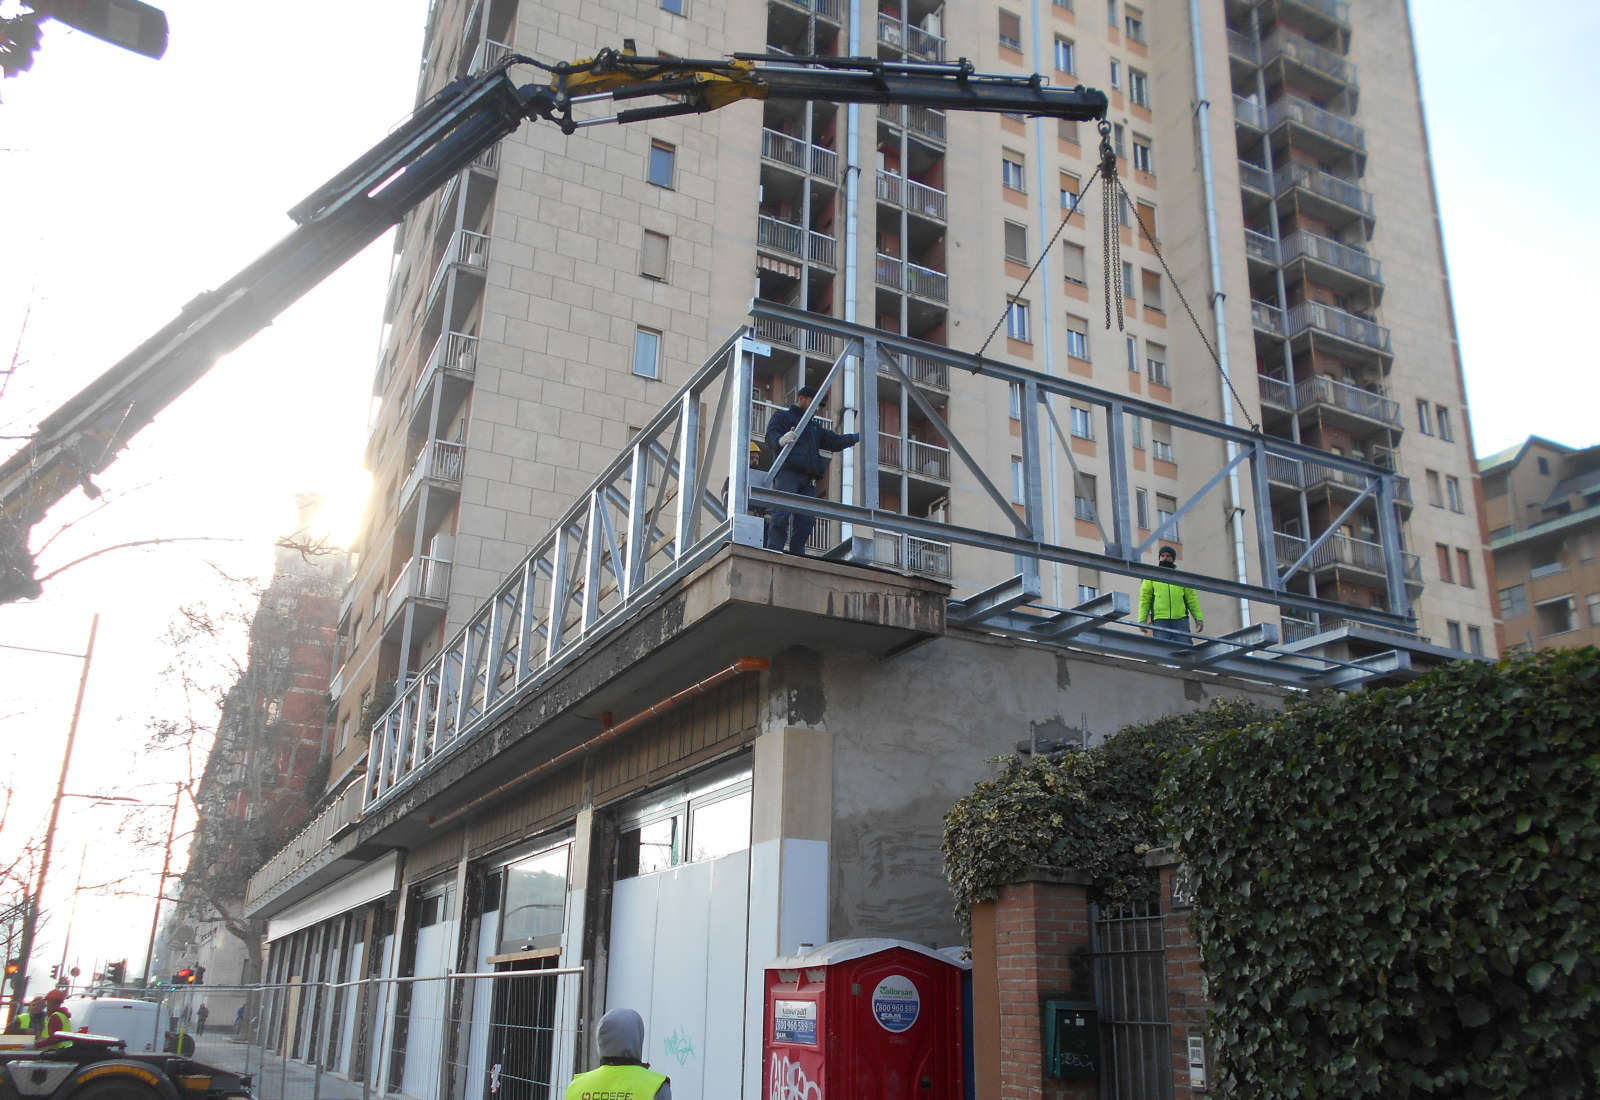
[[124, 969, 582, 1100]]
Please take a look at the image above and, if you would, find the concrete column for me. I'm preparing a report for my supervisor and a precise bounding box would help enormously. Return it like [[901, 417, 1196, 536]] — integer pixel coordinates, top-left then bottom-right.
[[744, 722, 833, 1100], [569, 806, 610, 1077]]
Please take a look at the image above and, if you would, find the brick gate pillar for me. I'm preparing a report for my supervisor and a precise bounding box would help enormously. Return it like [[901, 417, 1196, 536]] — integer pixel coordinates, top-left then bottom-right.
[[969, 868, 1097, 1100], [1147, 848, 1212, 1097]]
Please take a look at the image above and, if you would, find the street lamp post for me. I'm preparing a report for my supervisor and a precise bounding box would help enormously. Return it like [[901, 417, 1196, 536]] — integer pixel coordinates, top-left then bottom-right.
[[140, 783, 183, 987]]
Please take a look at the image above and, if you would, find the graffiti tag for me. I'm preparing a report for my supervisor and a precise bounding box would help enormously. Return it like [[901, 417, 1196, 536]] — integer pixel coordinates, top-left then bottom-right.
[[662, 1027, 695, 1067], [769, 1054, 822, 1100]]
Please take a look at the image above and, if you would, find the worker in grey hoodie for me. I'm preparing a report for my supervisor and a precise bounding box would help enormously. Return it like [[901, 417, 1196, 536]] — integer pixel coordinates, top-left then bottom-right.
[[565, 1007, 671, 1099]]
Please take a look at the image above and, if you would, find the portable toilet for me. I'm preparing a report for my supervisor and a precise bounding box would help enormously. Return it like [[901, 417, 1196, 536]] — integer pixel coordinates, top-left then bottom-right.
[[763, 938, 966, 1098]]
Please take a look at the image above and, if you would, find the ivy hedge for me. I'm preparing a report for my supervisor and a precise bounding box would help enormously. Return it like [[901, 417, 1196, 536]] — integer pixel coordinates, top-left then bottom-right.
[[941, 698, 1269, 936], [1160, 648, 1600, 1098]]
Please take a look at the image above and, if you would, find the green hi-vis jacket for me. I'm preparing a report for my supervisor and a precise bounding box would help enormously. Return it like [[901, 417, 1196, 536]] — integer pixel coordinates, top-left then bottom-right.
[[1139, 576, 1203, 624]]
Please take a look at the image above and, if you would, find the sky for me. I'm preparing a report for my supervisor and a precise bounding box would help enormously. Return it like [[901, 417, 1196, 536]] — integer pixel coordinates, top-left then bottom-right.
[[0, 0, 1594, 987]]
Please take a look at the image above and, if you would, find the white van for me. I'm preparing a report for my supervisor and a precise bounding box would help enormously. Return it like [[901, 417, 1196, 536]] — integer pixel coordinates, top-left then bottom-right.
[[60, 997, 164, 1052]]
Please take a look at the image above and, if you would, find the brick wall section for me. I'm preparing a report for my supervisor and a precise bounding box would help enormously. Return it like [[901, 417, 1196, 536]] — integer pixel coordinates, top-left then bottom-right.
[[971, 870, 1098, 1100], [1150, 849, 1211, 1098]]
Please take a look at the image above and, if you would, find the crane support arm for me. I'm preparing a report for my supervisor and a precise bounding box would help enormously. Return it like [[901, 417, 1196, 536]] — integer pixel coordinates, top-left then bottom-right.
[[0, 48, 1105, 603]]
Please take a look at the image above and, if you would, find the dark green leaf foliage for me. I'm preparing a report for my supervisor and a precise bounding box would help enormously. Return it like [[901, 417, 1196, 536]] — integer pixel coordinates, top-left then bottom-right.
[[942, 698, 1270, 937], [1159, 648, 1600, 1098]]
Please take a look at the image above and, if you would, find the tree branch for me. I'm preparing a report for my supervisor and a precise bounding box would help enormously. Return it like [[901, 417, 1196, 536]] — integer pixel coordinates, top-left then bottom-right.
[[35, 536, 245, 585]]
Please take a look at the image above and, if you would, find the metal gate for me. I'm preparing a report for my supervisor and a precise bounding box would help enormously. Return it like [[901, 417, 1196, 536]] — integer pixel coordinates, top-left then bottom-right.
[[1089, 898, 1173, 1100]]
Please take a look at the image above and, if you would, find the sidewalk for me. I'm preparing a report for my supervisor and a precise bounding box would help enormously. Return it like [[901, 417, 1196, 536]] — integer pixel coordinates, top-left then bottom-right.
[[188, 1034, 368, 1100]]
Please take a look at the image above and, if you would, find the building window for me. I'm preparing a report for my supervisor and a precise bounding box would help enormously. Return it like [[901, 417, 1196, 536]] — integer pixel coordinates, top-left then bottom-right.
[[1535, 596, 1578, 637], [1415, 398, 1432, 434], [1129, 68, 1150, 108], [1141, 268, 1163, 310], [633, 327, 662, 378], [1078, 583, 1099, 602], [1436, 405, 1454, 442], [1009, 382, 1022, 419], [641, 230, 669, 280], [1055, 0, 1074, 10], [1135, 201, 1157, 241], [1004, 220, 1029, 263], [1054, 35, 1076, 72], [1065, 316, 1089, 360], [1136, 487, 1150, 527], [1456, 548, 1473, 588], [998, 9, 1023, 50], [1063, 241, 1087, 284], [1446, 621, 1463, 651], [498, 844, 571, 951], [1011, 457, 1025, 503], [1002, 151, 1026, 191], [1151, 436, 1175, 463], [1070, 405, 1094, 439], [1156, 493, 1178, 540], [1498, 584, 1528, 618], [647, 140, 676, 188], [1131, 136, 1154, 174], [661, 0, 684, 13], [1467, 625, 1484, 656], [1006, 298, 1031, 342], [1125, 334, 1138, 374], [1436, 543, 1452, 583], [1425, 469, 1443, 507], [1108, 0, 1117, 26], [1445, 475, 1464, 513], [1122, 261, 1136, 299], [1060, 171, 1080, 211], [1124, 7, 1145, 42], [618, 768, 752, 878], [1537, 456, 1550, 475], [1058, 118, 1079, 144], [1109, 59, 1121, 90], [1075, 474, 1098, 521], [1129, 414, 1144, 450], [1146, 344, 1168, 386], [1586, 592, 1600, 626]]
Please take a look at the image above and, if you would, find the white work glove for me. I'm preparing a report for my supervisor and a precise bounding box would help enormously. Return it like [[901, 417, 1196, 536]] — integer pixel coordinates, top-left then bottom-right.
[[779, 430, 799, 447]]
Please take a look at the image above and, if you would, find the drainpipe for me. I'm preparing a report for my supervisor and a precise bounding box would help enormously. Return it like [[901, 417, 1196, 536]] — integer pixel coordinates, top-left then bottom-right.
[[1028, 0, 1064, 605], [840, 3, 862, 546], [1188, 0, 1252, 626]]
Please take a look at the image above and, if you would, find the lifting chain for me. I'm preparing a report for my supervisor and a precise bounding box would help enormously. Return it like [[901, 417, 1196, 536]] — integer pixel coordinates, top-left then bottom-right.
[[1099, 120, 1124, 333]]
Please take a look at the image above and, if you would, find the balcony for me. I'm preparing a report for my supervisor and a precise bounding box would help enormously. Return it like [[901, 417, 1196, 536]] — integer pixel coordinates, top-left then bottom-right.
[[1280, 0, 1351, 33], [1279, 230, 1382, 289], [905, 261, 949, 303], [410, 331, 478, 433], [1233, 95, 1266, 131], [424, 229, 490, 325], [876, 171, 949, 222], [243, 778, 367, 913], [383, 555, 452, 640], [1227, 29, 1259, 66], [757, 215, 835, 268], [761, 128, 840, 182], [1287, 301, 1392, 358], [1275, 530, 1422, 589], [1251, 300, 1285, 337], [1243, 229, 1279, 266], [879, 434, 952, 481], [1275, 163, 1374, 231], [398, 439, 466, 529], [469, 38, 512, 74], [877, 13, 944, 60], [876, 252, 903, 291], [874, 531, 954, 580], [880, 104, 948, 144], [1294, 374, 1400, 428], [1280, 615, 1317, 644], [751, 399, 833, 441], [770, 0, 841, 21], [436, 143, 502, 221], [1257, 374, 1295, 412], [753, 314, 840, 360], [1269, 95, 1365, 155], [1237, 160, 1273, 196], [1264, 30, 1357, 91], [329, 657, 353, 704]]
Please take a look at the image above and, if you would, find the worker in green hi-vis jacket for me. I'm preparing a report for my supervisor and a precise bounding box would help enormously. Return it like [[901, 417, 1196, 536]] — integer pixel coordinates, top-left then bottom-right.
[[1139, 544, 1205, 645]]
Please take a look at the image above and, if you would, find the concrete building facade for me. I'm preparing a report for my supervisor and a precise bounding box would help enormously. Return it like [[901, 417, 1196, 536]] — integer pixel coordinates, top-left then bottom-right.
[[1481, 436, 1600, 653], [247, 0, 1498, 1095]]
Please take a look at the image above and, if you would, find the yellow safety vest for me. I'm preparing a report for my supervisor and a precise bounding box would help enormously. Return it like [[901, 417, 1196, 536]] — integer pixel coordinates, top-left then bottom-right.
[[41, 1010, 71, 1047], [565, 1063, 668, 1100]]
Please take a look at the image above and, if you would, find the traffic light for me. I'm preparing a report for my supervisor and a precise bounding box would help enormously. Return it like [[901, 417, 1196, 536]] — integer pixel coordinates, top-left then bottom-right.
[[193, 965, 204, 985], [173, 967, 195, 984], [3, 959, 18, 977], [104, 961, 125, 986]]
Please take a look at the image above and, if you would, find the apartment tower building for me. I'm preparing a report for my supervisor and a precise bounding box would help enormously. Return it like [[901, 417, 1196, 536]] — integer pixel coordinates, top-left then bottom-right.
[[322, 0, 1494, 789]]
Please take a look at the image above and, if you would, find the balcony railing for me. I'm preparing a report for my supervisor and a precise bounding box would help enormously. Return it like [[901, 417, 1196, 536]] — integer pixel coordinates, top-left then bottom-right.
[[876, 252, 903, 290], [905, 261, 949, 302], [753, 314, 838, 358], [1233, 95, 1265, 130], [1227, 29, 1259, 64], [880, 354, 950, 391], [385, 554, 452, 626], [1265, 30, 1356, 86], [907, 106, 946, 142], [1294, 374, 1400, 426], [810, 144, 839, 180], [1287, 301, 1393, 355], [1274, 531, 1421, 584], [757, 214, 805, 259], [413, 331, 479, 414], [1276, 163, 1374, 216], [878, 13, 945, 60], [877, 171, 949, 221], [879, 435, 952, 480], [809, 229, 837, 268], [761, 128, 807, 171], [243, 779, 366, 907], [426, 229, 490, 311], [1251, 300, 1285, 336], [1280, 231, 1382, 283], [1280, 615, 1317, 643], [1282, 0, 1351, 28], [1244, 229, 1279, 265], [401, 439, 466, 506], [752, 399, 833, 440], [1270, 95, 1365, 151], [470, 39, 511, 74], [874, 531, 954, 580], [1257, 375, 1295, 410], [1237, 160, 1272, 194], [771, 0, 841, 19]]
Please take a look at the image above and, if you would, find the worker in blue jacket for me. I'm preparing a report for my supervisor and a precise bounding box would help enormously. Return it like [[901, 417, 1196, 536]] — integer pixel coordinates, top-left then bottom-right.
[[763, 385, 860, 556]]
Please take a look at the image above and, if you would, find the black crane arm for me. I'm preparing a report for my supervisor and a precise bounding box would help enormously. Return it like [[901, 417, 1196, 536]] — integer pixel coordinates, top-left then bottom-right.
[[0, 48, 1106, 602]]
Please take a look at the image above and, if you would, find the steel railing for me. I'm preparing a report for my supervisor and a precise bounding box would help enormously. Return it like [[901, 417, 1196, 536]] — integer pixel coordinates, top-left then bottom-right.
[[808, 229, 837, 267], [905, 261, 949, 302], [469, 39, 511, 74], [874, 531, 954, 579], [1280, 231, 1382, 282], [907, 106, 947, 142], [384, 555, 452, 626], [879, 353, 950, 391], [1283, 0, 1350, 27], [1287, 301, 1393, 355], [877, 14, 944, 60], [1265, 29, 1356, 85], [1270, 95, 1365, 150], [1227, 29, 1259, 64], [756, 214, 805, 259], [760, 128, 806, 171], [876, 252, 903, 289], [1237, 159, 1272, 194], [1257, 375, 1295, 410], [1294, 375, 1400, 425], [809, 144, 839, 179], [413, 332, 478, 414], [1251, 300, 1285, 336], [244, 780, 366, 907], [1276, 163, 1375, 216], [1244, 229, 1279, 265], [400, 440, 466, 507], [1233, 95, 1265, 129], [424, 230, 489, 314]]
